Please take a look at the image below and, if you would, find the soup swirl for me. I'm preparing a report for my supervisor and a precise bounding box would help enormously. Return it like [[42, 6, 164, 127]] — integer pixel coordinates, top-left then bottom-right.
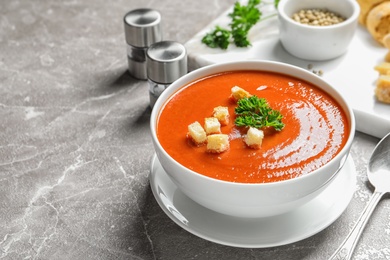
[[157, 71, 349, 183]]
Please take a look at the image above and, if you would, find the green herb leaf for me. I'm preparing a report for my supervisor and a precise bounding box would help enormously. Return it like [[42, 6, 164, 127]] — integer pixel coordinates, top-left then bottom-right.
[[201, 26, 231, 49], [274, 0, 280, 9], [229, 0, 261, 47], [234, 95, 284, 131]]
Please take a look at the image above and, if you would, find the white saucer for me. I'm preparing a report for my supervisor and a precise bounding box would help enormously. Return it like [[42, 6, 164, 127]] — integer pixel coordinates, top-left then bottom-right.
[[149, 154, 356, 248]]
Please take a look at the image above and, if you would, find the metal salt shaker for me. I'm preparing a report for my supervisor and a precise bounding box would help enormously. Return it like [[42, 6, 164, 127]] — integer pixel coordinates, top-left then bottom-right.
[[146, 41, 187, 108], [124, 8, 162, 80]]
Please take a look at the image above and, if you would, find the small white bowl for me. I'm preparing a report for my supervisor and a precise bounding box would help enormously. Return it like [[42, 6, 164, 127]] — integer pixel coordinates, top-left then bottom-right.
[[150, 61, 355, 218], [278, 0, 360, 61]]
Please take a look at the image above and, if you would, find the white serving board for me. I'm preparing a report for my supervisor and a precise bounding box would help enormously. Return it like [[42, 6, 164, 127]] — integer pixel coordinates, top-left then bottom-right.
[[184, 3, 390, 139]]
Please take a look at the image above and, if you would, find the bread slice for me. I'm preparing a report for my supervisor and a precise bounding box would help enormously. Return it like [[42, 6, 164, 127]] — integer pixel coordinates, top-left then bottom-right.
[[384, 33, 390, 48], [384, 34, 390, 62], [204, 117, 221, 135], [187, 121, 207, 145], [375, 75, 390, 103], [244, 127, 264, 149], [206, 134, 229, 153], [231, 86, 251, 101], [366, 1, 390, 45], [386, 51, 390, 62], [212, 106, 229, 126], [357, 0, 387, 25]]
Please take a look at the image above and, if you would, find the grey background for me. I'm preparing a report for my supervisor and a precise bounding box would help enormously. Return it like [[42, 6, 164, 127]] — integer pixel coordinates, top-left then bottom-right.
[[0, 0, 389, 259]]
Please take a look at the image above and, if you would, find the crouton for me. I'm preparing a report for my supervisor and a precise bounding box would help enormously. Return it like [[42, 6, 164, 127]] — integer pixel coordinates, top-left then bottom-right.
[[375, 75, 390, 103], [231, 86, 251, 101], [204, 117, 221, 135], [212, 106, 230, 126], [206, 134, 230, 153], [244, 127, 264, 149], [187, 121, 207, 145], [374, 62, 390, 75]]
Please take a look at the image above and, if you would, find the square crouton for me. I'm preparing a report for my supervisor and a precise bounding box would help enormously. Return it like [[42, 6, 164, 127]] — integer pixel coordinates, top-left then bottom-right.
[[231, 86, 251, 101], [212, 106, 229, 126], [375, 75, 390, 103], [206, 134, 229, 153], [374, 62, 390, 75], [204, 117, 221, 135], [244, 127, 264, 149], [187, 121, 207, 145]]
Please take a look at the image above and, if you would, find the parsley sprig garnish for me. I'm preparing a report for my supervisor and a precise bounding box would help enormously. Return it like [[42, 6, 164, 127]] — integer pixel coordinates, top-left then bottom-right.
[[201, 0, 279, 49], [229, 0, 261, 47], [201, 26, 231, 49], [234, 95, 284, 131]]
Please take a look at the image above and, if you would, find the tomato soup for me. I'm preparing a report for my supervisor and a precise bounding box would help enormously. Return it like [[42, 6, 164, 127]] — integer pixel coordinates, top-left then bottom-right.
[[157, 71, 349, 183]]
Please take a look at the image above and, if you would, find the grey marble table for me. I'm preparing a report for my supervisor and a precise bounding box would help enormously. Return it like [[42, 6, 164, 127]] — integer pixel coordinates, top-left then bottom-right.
[[1, 0, 389, 259]]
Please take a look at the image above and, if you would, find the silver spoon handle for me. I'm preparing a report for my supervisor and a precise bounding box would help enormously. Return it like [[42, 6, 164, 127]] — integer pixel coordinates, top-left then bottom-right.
[[328, 190, 385, 260]]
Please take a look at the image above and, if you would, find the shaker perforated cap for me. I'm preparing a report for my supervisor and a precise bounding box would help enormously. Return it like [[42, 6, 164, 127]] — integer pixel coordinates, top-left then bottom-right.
[[146, 41, 187, 84], [124, 8, 162, 47]]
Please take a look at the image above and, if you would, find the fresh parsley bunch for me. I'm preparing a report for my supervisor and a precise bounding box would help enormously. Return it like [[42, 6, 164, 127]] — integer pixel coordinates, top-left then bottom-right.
[[234, 95, 284, 131], [202, 0, 279, 49]]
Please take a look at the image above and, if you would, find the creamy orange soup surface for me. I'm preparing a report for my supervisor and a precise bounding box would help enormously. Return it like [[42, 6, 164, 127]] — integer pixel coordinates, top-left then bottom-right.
[[157, 71, 349, 183]]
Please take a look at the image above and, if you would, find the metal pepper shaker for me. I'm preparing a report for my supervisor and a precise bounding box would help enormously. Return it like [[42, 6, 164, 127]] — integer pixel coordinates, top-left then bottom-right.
[[124, 8, 162, 80], [146, 41, 187, 108]]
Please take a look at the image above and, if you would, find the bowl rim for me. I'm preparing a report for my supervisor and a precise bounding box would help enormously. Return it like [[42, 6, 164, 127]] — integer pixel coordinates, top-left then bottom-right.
[[277, 0, 360, 30], [150, 60, 356, 187]]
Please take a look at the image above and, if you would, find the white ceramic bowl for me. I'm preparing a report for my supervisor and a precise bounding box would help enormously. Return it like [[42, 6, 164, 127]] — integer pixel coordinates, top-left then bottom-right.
[[150, 61, 355, 218], [278, 0, 360, 61]]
